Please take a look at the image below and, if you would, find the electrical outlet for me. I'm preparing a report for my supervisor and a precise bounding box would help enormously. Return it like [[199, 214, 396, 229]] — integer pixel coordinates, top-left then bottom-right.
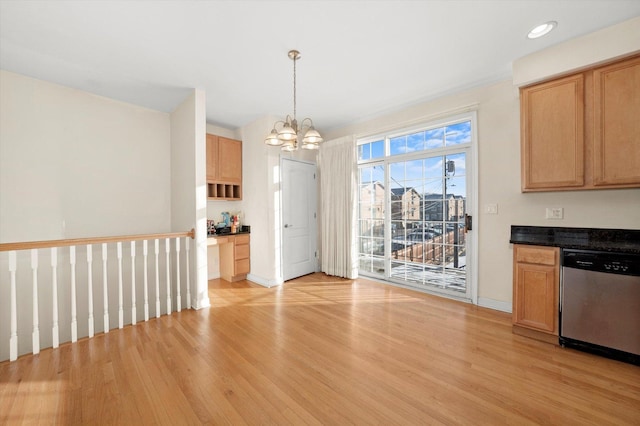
[[485, 204, 498, 215], [545, 207, 564, 219]]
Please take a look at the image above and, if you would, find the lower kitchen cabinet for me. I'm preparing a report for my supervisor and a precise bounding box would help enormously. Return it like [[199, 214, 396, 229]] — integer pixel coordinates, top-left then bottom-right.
[[512, 245, 559, 343], [219, 234, 250, 282]]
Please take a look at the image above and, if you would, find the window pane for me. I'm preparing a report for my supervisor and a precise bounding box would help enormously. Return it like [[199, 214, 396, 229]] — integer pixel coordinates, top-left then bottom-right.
[[405, 160, 424, 180], [358, 144, 370, 161], [425, 127, 444, 149], [406, 131, 425, 152], [423, 200, 443, 221], [358, 140, 385, 161], [390, 136, 406, 155], [424, 157, 442, 179], [445, 176, 465, 198], [359, 168, 384, 193], [370, 140, 384, 158], [371, 220, 384, 238], [446, 153, 466, 177], [423, 178, 443, 197], [390, 201, 403, 221], [360, 167, 373, 184], [424, 222, 443, 236], [358, 220, 372, 236], [445, 121, 471, 146]]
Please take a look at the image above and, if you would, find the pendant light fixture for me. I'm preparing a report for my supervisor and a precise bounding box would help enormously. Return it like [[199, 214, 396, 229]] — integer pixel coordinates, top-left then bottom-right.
[[264, 50, 323, 151]]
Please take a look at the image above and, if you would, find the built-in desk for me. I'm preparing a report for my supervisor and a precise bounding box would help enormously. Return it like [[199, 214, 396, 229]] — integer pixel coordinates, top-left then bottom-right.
[[207, 233, 250, 282]]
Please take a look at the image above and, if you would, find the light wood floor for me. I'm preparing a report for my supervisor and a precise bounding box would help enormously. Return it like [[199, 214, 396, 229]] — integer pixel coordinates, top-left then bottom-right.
[[1, 273, 639, 425]]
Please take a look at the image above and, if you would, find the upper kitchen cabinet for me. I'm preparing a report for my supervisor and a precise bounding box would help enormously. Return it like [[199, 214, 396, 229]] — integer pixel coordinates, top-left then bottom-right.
[[593, 55, 640, 186], [520, 53, 640, 192], [206, 133, 243, 200], [206, 133, 219, 182], [521, 74, 584, 190]]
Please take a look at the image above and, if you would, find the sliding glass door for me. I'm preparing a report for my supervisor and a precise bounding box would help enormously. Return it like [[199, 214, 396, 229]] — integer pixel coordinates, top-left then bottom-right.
[[357, 115, 474, 300]]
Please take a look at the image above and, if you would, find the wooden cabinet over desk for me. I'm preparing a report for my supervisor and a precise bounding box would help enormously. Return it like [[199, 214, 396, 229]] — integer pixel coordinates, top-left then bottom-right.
[[206, 133, 243, 200], [520, 54, 640, 192], [512, 244, 559, 344]]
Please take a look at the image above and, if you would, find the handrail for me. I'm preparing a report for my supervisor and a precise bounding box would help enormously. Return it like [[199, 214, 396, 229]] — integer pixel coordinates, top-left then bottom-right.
[[0, 228, 195, 252]]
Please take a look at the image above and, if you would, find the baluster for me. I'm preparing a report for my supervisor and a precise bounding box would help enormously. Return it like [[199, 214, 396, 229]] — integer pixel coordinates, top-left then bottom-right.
[[155, 239, 160, 318], [176, 237, 181, 312], [9, 251, 18, 361], [143, 240, 149, 321], [185, 236, 191, 309], [70, 246, 77, 342], [165, 238, 171, 314], [31, 249, 40, 354], [51, 247, 59, 348], [131, 241, 136, 325], [87, 245, 94, 338], [117, 242, 123, 329], [102, 243, 109, 333]]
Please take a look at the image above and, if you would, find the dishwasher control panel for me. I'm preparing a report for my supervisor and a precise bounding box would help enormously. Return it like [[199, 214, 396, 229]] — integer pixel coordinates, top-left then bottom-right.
[[562, 249, 639, 276]]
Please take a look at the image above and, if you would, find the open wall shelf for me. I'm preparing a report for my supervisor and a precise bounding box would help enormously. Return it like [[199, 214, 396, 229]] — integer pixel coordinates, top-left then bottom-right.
[[207, 182, 241, 200]]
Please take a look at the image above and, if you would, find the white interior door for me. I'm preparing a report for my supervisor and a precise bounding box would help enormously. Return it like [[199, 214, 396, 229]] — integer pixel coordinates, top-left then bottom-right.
[[282, 158, 317, 281]]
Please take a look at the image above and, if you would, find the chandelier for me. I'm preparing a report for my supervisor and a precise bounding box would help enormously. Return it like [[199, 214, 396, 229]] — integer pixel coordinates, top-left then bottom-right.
[[264, 50, 323, 151]]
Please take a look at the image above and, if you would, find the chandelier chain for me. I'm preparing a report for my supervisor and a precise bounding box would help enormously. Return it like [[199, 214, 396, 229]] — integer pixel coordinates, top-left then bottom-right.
[[292, 54, 297, 122]]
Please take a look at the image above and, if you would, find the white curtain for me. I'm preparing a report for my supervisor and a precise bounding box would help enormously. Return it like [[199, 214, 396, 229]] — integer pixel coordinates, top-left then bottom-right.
[[318, 135, 358, 279]]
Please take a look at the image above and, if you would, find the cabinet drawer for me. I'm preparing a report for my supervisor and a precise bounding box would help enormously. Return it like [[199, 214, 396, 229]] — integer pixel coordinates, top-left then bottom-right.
[[235, 234, 250, 245], [515, 245, 558, 266], [235, 243, 250, 260], [235, 258, 250, 275]]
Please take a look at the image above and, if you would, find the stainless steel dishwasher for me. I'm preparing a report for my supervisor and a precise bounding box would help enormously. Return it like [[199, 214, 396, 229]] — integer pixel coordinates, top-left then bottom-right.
[[560, 249, 640, 365]]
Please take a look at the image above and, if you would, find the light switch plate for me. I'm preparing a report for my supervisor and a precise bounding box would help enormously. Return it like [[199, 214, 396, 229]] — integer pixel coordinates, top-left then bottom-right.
[[545, 207, 564, 219], [485, 204, 498, 214]]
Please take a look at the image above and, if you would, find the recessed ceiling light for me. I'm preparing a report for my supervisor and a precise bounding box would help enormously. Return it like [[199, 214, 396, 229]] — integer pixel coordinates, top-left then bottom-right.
[[527, 21, 557, 39]]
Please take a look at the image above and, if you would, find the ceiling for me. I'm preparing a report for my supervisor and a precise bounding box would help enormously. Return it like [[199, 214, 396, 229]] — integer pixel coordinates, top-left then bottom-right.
[[1, 1, 639, 133]]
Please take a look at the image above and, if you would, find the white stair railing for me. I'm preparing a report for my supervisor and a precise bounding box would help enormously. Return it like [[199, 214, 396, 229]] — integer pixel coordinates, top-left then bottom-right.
[[1, 229, 194, 362], [51, 247, 59, 348], [70, 246, 77, 342], [31, 249, 39, 355], [102, 243, 109, 334]]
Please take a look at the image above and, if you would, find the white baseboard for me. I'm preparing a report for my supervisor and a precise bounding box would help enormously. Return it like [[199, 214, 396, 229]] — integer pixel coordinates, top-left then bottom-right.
[[478, 297, 512, 313], [247, 274, 283, 288], [194, 296, 211, 310]]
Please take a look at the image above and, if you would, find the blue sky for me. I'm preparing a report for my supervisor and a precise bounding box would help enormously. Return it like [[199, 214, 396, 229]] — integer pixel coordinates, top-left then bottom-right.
[[359, 121, 470, 197]]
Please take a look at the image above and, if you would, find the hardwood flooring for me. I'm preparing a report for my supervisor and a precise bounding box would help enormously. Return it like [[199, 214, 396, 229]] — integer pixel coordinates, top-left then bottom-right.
[[1, 273, 639, 425]]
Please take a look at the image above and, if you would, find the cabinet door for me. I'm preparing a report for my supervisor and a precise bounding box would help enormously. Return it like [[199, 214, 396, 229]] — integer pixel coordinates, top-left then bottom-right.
[[217, 137, 242, 184], [521, 74, 584, 190], [513, 246, 559, 334], [206, 134, 218, 181], [593, 55, 640, 186]]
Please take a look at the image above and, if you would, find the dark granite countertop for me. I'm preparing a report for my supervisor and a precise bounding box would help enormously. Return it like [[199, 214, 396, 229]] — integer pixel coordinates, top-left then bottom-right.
[[207, 225, 250, 237], [510, 225, 640, 254]]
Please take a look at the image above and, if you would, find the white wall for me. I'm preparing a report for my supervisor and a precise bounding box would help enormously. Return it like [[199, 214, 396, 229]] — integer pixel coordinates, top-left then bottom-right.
[[170, 90, 209, 309], [0, 70, 181, 361], [513, 16, 640, 86], [323, 25, 640, 310], [0, 70, 172, 242]]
